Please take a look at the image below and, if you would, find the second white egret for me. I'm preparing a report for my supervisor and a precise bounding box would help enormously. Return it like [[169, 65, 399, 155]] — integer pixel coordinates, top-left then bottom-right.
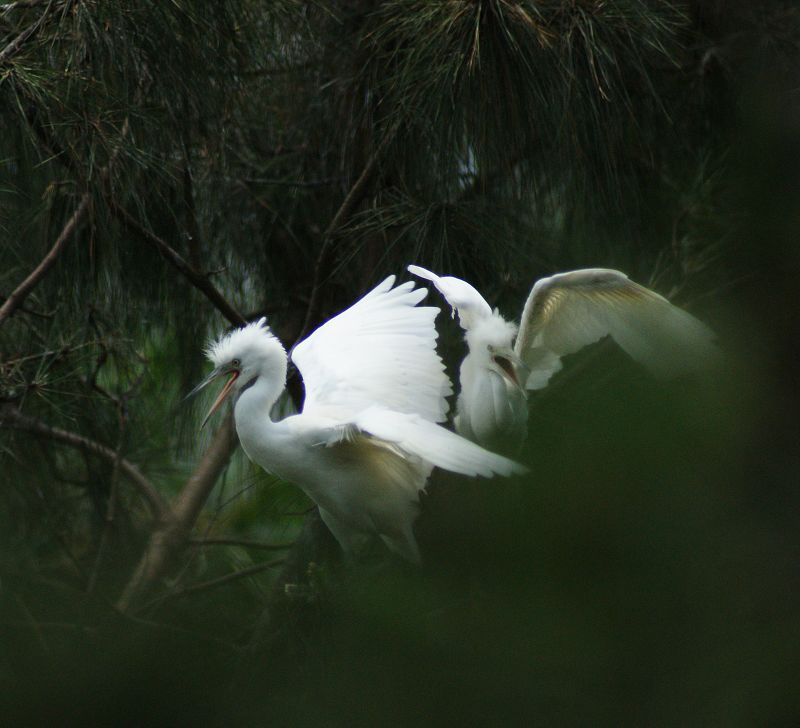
[[408, 265, 719, 453]]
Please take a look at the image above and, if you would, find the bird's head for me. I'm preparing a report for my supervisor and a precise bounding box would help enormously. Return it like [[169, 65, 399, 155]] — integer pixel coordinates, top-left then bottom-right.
[[466, 315, 524, 389], [190, 318, 287, 427]]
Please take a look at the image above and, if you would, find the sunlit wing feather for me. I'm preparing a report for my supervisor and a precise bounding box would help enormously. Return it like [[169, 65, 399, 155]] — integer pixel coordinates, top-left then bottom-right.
[[292, 275, 452, 423], [407, 264, 492, 329], [514, 268, 719, 390]]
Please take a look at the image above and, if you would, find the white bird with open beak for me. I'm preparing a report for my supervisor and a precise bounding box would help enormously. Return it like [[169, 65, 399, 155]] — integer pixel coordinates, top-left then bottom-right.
[[408, 265, 719, 454], [192, 275, 526, 563]]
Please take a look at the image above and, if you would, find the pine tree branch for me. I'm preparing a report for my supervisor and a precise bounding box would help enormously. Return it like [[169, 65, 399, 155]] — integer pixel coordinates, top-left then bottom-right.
[[0, 292, 54, 319], [116, 134, 393, 615], [0, 115, 131, 329], [115, 413, 237, 613], [0, 406, 168, 518], [1, 0, 52, 11], [108, 201, 247, 328], [0, 0, 60, 64], [0, 192, 89, 328], [86, 426, 124, 594], [20, 86, 243, 330], [296, 132, 394, 343]]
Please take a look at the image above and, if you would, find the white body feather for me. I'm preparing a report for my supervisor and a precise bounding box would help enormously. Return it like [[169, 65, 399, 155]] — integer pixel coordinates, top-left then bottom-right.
[[205, 276, 525, 563]]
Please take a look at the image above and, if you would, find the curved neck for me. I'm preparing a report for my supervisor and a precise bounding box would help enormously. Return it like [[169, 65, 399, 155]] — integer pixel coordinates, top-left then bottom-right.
[[234, 368, 286, 429]]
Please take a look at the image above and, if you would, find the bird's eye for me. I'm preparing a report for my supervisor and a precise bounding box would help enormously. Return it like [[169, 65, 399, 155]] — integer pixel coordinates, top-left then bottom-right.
[[231, 358, 241, 368]]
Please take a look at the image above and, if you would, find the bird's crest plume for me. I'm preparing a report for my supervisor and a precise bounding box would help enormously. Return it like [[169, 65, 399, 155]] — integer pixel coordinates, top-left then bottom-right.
[[205, 317, 285, 367], [466, 314, 518, 352]]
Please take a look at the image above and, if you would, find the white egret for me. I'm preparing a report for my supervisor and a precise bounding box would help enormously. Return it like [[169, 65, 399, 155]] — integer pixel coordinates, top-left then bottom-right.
[[193, 276, 526, 563], [408, 265, 719, 453]]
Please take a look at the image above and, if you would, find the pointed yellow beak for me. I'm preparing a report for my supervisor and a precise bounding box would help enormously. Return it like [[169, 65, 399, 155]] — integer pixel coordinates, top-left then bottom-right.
[[195, 369, 239, 429]]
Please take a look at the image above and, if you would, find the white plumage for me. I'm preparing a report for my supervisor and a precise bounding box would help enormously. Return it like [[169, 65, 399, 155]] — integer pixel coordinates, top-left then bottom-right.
[[408, 265, 719, 452], [196, 275, 526, 563]]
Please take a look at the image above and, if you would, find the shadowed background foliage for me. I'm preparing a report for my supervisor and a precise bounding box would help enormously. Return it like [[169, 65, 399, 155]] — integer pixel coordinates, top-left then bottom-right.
[[1, 1, 798, 725]]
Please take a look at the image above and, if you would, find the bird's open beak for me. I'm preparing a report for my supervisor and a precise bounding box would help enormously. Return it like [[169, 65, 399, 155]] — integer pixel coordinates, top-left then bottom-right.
[[493, 351, 524, 390], [188, 367, 240, 429]]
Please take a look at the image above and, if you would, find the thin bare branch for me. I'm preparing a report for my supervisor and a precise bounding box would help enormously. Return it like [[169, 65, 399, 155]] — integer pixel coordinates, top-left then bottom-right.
[[0, 406, 168, 518], [237, 176, 344, 188], [0, 0, 59, 64], [86, 428, 124, 594], [0, 193, 90, 327], [109, 202, 247, 327], [0, 292, 54, 319], [0, 115, 132, 329], [296, 132, 394, 343], [116, 134, 392, 615], [189, 537, 295, 551], [165, 558, 285, 599], [1, 0, 51, 11]]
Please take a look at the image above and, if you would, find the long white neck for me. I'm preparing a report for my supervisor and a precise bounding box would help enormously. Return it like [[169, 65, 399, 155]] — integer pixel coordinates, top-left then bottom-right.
[[234, 373, 285, 428], [232, 337, 288, 430]]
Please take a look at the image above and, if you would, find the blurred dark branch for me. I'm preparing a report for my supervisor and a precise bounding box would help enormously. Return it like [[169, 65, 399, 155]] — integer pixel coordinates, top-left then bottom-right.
[[297, 132, 394, 343], [180, 130, 203, 270], [117, 134, 394, 614], [108, 201, 246, 328], [0, 115, 131, 328], [0, 406, 167, 518], [1, 342, 97, 366], [0, 292, 54, 319], [22, 89, 244, 330], [161, 558, 285, 600], [116, 414, 237, 613], [86, 427, 124, 594], [189, 537, 295, 551], [0, 193, 89, 328], [237, 176, 344, 188], [86, 363, 141, 594]]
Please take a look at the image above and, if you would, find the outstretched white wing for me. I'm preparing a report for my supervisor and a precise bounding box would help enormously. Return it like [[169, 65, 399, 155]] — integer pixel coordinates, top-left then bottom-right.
[[514, 268, 719, 390], [292, 276, 452, 423], [407, 264, 492, 330]]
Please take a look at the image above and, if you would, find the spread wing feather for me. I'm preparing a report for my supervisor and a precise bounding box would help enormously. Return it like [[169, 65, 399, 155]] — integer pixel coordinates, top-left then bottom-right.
[[292, 276, 452, 423], [514, 269, 718, 390]]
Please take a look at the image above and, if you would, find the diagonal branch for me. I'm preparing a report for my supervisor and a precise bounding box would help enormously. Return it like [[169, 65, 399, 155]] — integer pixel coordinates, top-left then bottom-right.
[[116, 134, 393, 614], [296, 132, 394, 343], [0, 0, 59, 65], [156, 558, 285, 601], [1, 0, 53, 12], [19, 89, 245, 329], [115, 414, 237, 613], [0, 116, 131, 329], [108, 202, 246, 327], [0, 193, 90, 327], [0, 406, 168, 518]]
